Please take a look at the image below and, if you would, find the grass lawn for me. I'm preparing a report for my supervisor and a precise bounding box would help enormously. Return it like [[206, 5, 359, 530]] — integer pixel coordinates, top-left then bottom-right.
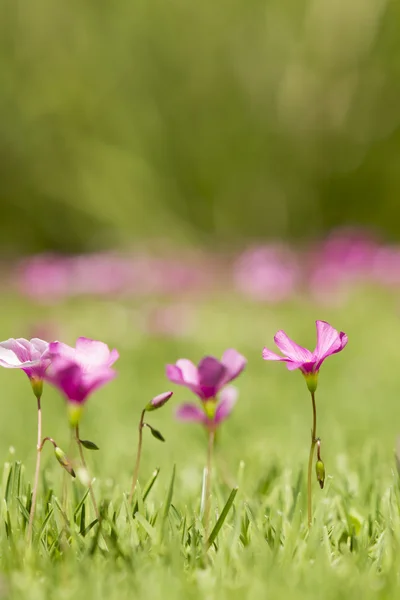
[[0, 287, 399, 599]]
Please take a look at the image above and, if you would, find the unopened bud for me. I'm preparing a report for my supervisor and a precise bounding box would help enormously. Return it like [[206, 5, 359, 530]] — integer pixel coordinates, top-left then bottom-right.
[[145, 391, 173, 412], [54, 446, 75, 478], [315, 459, 325, 489]]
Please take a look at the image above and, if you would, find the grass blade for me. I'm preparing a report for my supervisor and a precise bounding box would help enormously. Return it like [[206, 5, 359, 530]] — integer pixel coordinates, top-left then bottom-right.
[[206, 487, 238, 550], [159, 464, 176, 542]]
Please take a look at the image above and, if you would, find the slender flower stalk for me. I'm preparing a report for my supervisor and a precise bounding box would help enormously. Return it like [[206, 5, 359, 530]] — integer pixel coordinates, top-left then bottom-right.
[[307, 391, 317, 528], [129, 391, 173, 505], [204, 429, 215, 536], [262, 320, 347, 527], [129, 409, 146, 504], [75, 424, 99, 520], [0, 338, 51, 543], [27, 395, 42, 542]]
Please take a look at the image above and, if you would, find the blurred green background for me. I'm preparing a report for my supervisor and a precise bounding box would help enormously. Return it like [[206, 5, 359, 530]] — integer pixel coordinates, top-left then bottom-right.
[[1, 0, 400, 254]]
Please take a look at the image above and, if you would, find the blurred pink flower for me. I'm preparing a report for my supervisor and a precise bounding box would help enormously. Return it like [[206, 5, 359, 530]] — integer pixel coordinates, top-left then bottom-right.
[[175, 386, 238, 428], [167, 349, 246, 431], [166, 349, 246, 401], [16, 255, 71, 303], [233, 244, 300, 303], [44, 337, 119, 423], [371, 246, 400, 287], [307, 228, 379, 302]]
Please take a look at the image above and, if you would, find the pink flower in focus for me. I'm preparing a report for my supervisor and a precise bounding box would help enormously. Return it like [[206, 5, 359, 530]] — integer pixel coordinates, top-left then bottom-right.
[[262, 320, 347, 391], [44, 337, 119, 424], [166, 349, 246, 430], [0, 338, 50, 396]]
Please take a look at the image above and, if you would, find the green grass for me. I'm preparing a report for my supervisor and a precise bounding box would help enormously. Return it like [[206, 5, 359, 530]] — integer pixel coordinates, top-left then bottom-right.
[[0, 288, 400, 599]]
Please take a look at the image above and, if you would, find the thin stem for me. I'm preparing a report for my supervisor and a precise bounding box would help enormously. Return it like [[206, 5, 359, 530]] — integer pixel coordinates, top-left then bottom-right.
[[203, 429, 215, 537], [75, 425, 99, 520], [27, 397, 42, 543], [128, 409, 145, 505], [307, 391, 317, 528], [62, 429, 74, 510]]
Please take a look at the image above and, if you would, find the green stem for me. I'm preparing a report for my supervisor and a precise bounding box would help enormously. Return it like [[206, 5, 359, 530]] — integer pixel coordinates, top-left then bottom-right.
[[128, 409, 145, 505], [27, 396, 42, 543], [307, 391, 317, 528], [203, 429, 215, 537], [75, 425, 99, 520]]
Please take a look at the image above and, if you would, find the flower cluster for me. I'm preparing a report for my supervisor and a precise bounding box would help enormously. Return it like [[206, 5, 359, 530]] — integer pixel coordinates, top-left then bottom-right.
[[0, 336, 119, 422], [0, 317, 347, 534]]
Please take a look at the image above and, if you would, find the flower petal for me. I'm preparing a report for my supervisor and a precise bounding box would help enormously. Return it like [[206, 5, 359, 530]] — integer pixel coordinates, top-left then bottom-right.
[[175, 403, 207, 424], [29, 338, 49, 356], [175, 359, 199, 385], [215, 386, 238, 424], [45, 362, 84, 402], [198, 356, 227, 398], [75, 337, 118, 368], [262, 347, 289, 362], [46, 341, 76, 362], [274, 330, 313, 363], [165, 364, 185, 385], [314, 321, 348, 369], [0, 343, 25, 367], [220, 349, 246, 384]]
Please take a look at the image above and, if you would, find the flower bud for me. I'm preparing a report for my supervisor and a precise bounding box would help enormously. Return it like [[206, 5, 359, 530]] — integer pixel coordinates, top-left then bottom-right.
[[54, 446, 75, 478], [145, 391, 173, 412], [315, 459, 325, 489]]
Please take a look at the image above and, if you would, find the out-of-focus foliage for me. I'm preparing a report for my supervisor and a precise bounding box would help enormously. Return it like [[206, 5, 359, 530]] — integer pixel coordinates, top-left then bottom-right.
[[1, 0, 399, 253]]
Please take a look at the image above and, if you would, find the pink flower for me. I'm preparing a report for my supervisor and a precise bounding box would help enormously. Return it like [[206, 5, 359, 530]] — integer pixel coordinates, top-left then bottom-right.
[[175, 386, 238, 429], [166, 349, 246, 401], [0, 338, 51, 393], [44, 337, 119, 423], [166, 349, 246, 430], [262, 320, 347, 390]]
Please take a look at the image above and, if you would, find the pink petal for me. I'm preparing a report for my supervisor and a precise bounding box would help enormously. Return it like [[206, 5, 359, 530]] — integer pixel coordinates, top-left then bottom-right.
[[274, 330, 313, 363], [175, 403, 207, 424], [314, 321, 348, 369], [30, 338, 49, 356], [215, 386, 238, 424], [47, 341, 76, 362], [175, 359, 199, 385], [262, 347, 289, 362], [198, 357, 226, 390], [166, 364, 185, 385], [75, 338, 115, 367], [221, 349, 246, 383]]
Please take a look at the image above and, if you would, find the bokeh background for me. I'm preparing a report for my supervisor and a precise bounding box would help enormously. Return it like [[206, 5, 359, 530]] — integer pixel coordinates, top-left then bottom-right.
[[0, 0, 400, 502], [1, 0, 400, 254]]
